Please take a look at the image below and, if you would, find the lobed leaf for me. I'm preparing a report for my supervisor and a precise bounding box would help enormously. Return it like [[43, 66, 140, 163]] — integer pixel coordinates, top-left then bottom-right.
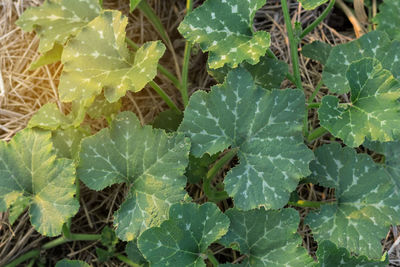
[[16, 0, 101, 57], [301, 41, 332, 65], [52, 126, 90, 160], [220, 208, 313, 266], [323, 31, 400, 94], [59, 10, 166, 103], [319, 58, 400, 147], [137, 202, 230, 267], [0, 129, 79, 236], [298, 0, 329, 10], [178, 0, 270, 69], [374, 0, 400, 41], [179, 67, 314, 210], [305, 143, 400, 259], [77, 112, 190, 241], [126, 240, 149, 266]]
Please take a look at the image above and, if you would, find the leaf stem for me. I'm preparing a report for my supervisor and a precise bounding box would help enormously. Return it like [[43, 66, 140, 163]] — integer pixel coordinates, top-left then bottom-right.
[[5, 233, 101, 267], [148, 81, 181, 113], [300, 0, 336, 39], [206, 249, 219, 266], [115, 254, 142, 267], [307, 126, 329, 142], [281, 0, 303, 90], [307, 102, 321, 109], [180, 0, 193, 107], [125, 37, 181, 89], [288, 199, 335, 208], [308, 79, 324, 104]]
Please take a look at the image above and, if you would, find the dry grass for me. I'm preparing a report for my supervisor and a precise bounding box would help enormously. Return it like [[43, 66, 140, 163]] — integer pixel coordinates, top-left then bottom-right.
[[0, 0, 399, 266]]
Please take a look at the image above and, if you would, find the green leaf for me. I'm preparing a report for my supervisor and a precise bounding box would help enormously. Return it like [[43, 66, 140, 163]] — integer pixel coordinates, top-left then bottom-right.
[[59, 10, 166, 103], [305, 143, 400, 259], [186, 153, 219, 184], [77, 112, 190, 241], [298, 0, 329, 10], [151, 109, 183, 133], [86, 94, 121, 120], [96, 247, 113, 263], [220, 208, 313, 266], [126, 240, 149, 266], [315, 240, 388, 267], [374, 0, 400, 40], [0, 129, 79, 236], [16, 0, 101, 54], [130, 0, 142, 11], [29, 43, 64, 70], [137, 202, 230, 267], [7, 194, 30, 225], [302, 41, 332, 65], [178, 0, 271, 69], [52, 126, 90, 160], [319, 58, 400, 147], [178, 68, 314, 210], [323, 31, 400, 94], [208, 56, 289, 89], [55, 259, 90, 267], [100, 226, 118, 248]]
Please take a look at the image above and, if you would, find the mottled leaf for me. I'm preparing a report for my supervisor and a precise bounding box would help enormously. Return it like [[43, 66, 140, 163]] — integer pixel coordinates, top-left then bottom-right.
[[305, 143, 400, 259], [0, 129, 79, 236], [29, 43, 63, 70], [319, 58, 400, 147], [179, 68, 314, 210], [221, 208, 313, 266], [178, 0, 270, 69], [208, 56, 288, 89], [138, 202, 230, 267], [323, 31, 400, 94], [302, 41, 332, 65], [16, 0, 101, 53], [86, 94, 121, 120], [55, 259, 90, 267], [77, 112, 190, 241], [151, 109, 183, 133], [298, 0, 329, 10], [374, 0, 400, 40], [315, 240, 388, 267], [59, 10, 165, 103]]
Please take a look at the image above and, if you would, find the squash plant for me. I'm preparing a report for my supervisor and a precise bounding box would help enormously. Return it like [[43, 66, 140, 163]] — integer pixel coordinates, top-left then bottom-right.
[[1, 0, 400, 266]]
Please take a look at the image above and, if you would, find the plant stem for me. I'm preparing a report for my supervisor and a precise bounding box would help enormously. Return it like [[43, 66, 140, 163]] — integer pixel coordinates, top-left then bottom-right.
[[300, 0, 336, 39], [281, 0, 303, 90], [307, 102, 321, 109], [180, 0, 193, 107], [137, 0, 182, 81], [115, 254, 141, 267], [5, 233, 101, 267], [148, 81, 181, 113], [308, 80, 324, 104], [125, 37, 181, 89], [307, 127, 328, 142], [206, 250, 219, 266], [288, 199, 335, 208]]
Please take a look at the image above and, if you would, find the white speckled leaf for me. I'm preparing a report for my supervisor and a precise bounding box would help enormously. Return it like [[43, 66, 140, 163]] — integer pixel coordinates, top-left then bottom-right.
[[323, 31, 400, 94], [374, 0, 400, 40], [86, 94, 121, 119], [178, 0, 270, 69], [0, 129, 79, 236], [315, 240, 388, 267], [178, 68, 314, 210], [59, 10, 166, 103], [52, 126, 90, 160], [319, 58, 400, 147], [305, 143, 400, 259], [298, 0, 329, 10], [137, 203, 230, 267], [220, 208, 313, 266], [16, 0, 101, 54], [77, 112, 190, 241], [29, 43, 64, 70]]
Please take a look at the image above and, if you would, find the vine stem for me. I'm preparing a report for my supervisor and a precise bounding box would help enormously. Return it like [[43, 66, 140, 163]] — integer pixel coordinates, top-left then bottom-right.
[[307, 126, 329, 142], [180, 0, 193, 107], [148, 81, 181, 113], [206, 249, 219, 266], [5, 234, 101, 267], [115, 254, 141, 267], [288, 199, 336, 208], [300, 0, 336, 38], [281, 0, 303, 90]]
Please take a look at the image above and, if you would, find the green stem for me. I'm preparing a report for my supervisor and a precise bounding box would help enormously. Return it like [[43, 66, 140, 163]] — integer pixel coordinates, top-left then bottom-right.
[[207, 250, 219, 266], [125, 37, 181, 89], [5, 250, 40, 267], [308, 80, 324, 104], [281, 0, 303, 90], [148, 81, 181, 113], [307, 127, 328, 142], [307, 102, 321, 109], [266, 48, 278, 60], [300, 0, 336, 39], [180, 0, 193, 107], [115, 254, 141, 267], [288, 199, 335, 208]]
